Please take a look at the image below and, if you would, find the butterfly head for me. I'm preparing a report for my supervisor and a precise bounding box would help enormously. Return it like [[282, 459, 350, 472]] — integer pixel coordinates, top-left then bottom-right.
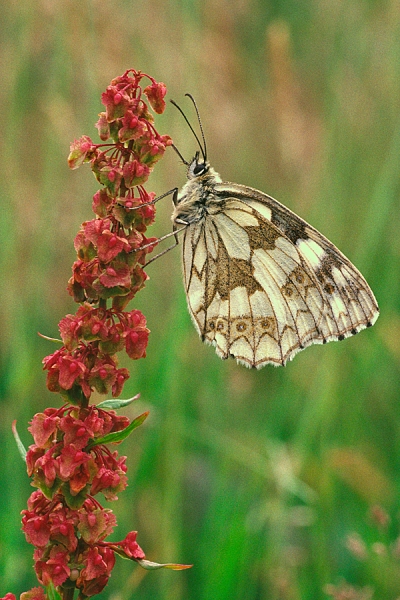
[[187, 151, 209, 179]]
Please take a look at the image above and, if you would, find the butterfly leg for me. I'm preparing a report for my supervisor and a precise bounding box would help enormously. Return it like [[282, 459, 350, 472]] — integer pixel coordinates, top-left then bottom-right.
[[143, 223, 186, 266], [129, 187, 184, 265], [123, 187, 179, 210], [143, 187, 188, 265]]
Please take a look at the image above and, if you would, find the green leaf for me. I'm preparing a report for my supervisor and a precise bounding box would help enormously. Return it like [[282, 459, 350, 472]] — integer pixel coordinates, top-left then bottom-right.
[[61, 482, 89, 509], [36, 480, 62, 501], [12, 420, 27, 462], [37, 332, 63, 344], [97, 393, 140, 410], [46, 582, 62, 600], [87, 411, 149, 448], [137, 559, 193, 571]]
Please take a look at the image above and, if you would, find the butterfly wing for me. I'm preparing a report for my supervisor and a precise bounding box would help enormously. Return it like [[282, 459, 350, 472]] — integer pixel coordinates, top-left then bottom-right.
[[183, 183, 379, 368]]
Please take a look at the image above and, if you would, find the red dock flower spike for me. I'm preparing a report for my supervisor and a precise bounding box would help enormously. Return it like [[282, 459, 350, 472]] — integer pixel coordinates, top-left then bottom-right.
[[47, 69, 174, 405], [7, 69, 190, 600]]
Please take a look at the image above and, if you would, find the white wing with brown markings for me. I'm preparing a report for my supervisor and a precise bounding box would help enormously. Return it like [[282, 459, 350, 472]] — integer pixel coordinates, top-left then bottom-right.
[[174, 165, 379, 368], [183, 179, 379, 368]]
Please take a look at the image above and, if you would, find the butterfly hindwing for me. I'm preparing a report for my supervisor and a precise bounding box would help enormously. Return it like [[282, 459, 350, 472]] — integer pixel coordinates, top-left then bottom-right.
[[182, 183, 378, 368]]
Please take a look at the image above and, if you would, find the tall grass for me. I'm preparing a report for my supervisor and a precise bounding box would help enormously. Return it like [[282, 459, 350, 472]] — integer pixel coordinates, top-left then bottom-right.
[[1, 1, 399, 598]]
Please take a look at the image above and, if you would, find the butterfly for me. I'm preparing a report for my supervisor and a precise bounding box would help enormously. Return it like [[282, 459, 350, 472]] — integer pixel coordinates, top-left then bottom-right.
[[162, 96, 379, 369]]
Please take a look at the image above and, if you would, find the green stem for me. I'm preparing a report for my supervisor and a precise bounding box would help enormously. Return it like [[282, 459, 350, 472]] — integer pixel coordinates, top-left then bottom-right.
[[61, 586, 75, 600]]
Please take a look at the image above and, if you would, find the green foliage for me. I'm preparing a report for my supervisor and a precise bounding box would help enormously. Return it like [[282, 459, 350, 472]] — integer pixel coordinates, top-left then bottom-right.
[[1, 1, 399, 599], [12, 422, 27, 462], [87, 411, 149, 449], [46, 582, 63, 600]]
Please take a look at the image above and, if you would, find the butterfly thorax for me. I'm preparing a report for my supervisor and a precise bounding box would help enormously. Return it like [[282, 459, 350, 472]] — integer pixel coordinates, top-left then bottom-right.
[[172, 164, 223, 225]]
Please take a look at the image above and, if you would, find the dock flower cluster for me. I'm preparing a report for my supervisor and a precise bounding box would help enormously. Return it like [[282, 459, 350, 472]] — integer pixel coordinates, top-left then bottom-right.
[[4, 70, 189, 600]]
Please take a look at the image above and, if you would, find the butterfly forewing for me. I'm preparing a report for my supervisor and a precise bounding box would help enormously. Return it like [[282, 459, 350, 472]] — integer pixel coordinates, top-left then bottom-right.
[[174, 168, 379, 368]]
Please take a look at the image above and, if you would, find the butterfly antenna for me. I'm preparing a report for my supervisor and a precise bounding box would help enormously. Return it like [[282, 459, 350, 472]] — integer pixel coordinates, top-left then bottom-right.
[[171, 143, 189, 166], [185, 93, 207, 162], [170, 98, 207, 162]]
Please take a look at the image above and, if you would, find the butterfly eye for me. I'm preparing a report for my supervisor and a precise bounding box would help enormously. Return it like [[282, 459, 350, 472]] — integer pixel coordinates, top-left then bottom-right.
[[193, 163, 206, 175]]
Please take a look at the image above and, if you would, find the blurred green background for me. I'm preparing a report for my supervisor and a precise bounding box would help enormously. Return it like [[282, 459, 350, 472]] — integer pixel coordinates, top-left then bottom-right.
[[1, 0, 399, 598]]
